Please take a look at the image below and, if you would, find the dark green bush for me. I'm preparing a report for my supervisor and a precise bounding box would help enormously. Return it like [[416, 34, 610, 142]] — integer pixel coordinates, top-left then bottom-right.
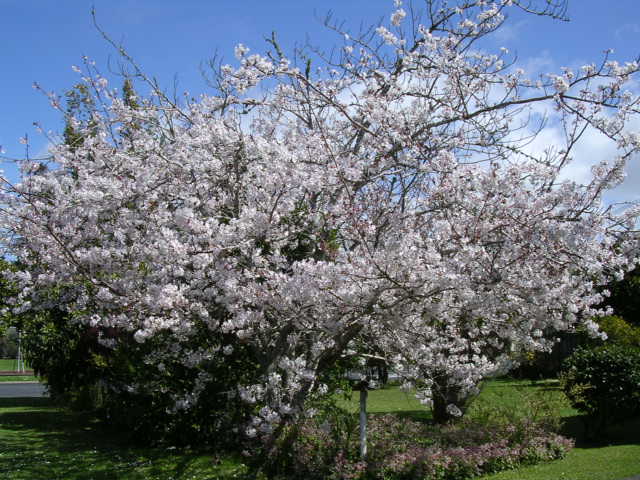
[[19, 303, 259, 447], [559, 344, 640, 437]]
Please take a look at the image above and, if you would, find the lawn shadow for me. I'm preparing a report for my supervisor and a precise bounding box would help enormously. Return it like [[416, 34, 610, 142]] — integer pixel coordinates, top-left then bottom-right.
[[0, 397, 51, 408], [374, 409, 433, 423], [487, 378, 561, 389], [561, 414, 640, 448]]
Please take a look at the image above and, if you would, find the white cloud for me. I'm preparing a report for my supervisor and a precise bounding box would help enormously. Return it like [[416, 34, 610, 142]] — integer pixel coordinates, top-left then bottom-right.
[[492, 19, 529, 45], [615, 23, 640, 42], [519, 51, 555, 78]]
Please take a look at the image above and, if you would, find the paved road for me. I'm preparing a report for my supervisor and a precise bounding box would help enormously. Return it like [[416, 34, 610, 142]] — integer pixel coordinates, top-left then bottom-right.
[[0, 382, 48, 398]]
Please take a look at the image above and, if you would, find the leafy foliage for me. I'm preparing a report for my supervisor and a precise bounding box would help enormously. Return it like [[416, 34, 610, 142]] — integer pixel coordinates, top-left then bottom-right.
[[601, 267, 640, 327], [20, 309, 103, 403], [560, 345, 640, 437], [597, 315, 640, 348]]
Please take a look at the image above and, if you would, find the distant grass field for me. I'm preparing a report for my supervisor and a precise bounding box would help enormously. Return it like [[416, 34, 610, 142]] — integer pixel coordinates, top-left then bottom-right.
[[1, 380, 639, 479], [338, 378, 570, 420], [0, 359, 36, 381], [337, 382, 430, 419], [0, 359, 31, 371]]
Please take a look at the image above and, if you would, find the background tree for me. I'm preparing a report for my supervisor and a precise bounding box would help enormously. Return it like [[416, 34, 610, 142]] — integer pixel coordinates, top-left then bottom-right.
[[601, 266, 640, 326], [0, 259, 23, 362], [0, 329, 18, 359]]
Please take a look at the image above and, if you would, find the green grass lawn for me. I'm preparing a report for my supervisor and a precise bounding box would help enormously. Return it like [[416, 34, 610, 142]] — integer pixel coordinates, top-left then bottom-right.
[[0, 376, 37, 382], [0, 398, 249, 480], [1, 380, 639, 479], [480, 442, 640, 480], [476, 381, 640, 480]]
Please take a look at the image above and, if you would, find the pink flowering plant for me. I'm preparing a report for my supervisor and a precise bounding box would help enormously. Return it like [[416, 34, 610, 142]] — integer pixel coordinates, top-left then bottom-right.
[[279, 405, 573, 479], [2, 0, 640, 445]]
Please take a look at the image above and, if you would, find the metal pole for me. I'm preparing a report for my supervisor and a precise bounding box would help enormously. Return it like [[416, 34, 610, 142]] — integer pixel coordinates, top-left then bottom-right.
[[359, 387, 368, 460], [17, 330, 24, 373]]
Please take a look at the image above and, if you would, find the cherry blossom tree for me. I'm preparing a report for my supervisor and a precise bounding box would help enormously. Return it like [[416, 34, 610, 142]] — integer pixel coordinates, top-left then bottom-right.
[[3, 0, 640, 437]]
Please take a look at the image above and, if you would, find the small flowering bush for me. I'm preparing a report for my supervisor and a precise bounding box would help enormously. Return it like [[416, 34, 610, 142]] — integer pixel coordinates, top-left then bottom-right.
[[273, 404, 573, 480]]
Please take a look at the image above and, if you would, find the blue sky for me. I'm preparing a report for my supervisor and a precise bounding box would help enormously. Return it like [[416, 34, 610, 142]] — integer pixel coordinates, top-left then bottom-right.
[[2, 0, 640, 199]]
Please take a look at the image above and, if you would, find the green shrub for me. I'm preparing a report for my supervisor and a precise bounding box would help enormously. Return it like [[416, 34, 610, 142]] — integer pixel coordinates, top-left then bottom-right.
[[465, 381, 568, 439], [559, 344, 640, 437], [597, 315, 640, 347]]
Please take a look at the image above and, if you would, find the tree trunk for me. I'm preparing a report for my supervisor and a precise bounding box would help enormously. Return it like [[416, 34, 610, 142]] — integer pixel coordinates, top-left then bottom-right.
[[431, 379, 477, 424]]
